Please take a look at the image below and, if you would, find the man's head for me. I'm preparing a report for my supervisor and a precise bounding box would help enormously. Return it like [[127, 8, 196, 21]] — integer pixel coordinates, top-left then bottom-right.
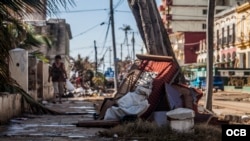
[[55, 55, 62, 63]]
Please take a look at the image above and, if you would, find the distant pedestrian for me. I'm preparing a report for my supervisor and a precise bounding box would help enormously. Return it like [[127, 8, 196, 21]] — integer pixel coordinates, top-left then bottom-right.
[[48, 55, 67, 103]]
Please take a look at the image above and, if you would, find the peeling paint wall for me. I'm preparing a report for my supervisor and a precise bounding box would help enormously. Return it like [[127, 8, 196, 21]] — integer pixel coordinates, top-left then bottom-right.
[[37, 61, 53, 100], [0, 94, 22, 124]]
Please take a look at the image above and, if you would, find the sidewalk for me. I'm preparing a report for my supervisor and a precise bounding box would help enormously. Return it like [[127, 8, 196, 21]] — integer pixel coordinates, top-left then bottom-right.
[[0, 97, 111, 141]]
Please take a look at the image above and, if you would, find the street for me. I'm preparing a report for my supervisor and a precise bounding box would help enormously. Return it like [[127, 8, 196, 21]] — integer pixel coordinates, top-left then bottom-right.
[[1, 91, 250, 141], [199, 91, 250, 117]]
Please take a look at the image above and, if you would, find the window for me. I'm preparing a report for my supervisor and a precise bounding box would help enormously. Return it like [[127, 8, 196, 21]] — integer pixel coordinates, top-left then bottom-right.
[[222, 27, 225, 45], [232, 23, 235, 43], [217, 30, 220, 45], [202, 23, 206, 29], [222, 37, 227, 44], [218, 38, 222, 45], [244, 72, 250, 75], [216, 0, 227, 6], [202, 9, 207, 15], [227, 25, 230, 44], [229, 71, 235, 75], [228, 35, 232, 43]]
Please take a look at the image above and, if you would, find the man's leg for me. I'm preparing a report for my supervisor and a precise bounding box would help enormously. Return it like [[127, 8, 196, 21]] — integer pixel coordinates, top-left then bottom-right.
[[58, 82, 65, 103], [53, 82, 59, 103]]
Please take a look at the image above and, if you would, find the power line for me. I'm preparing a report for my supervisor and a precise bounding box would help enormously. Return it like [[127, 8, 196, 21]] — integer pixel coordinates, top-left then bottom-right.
[[73, 22, 105, 38], [56, 9, 108, 13], [89, 50, 94, 55], [55, 8, 209, 19], [71, 46, 106, 50], [114, 0, 124, 9], [115, 10, 130, 13], [100, 17, 111, 55]]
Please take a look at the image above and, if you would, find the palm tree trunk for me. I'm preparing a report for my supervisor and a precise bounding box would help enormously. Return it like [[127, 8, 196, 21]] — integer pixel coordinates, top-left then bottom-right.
[[127, 0, 185, 83], [205, 0, 215, 111]]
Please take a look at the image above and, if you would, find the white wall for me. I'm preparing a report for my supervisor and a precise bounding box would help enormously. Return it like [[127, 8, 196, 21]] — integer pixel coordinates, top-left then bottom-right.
[[173, 0, 207, 6], [169, 3, 234, 32], [171, 7, 207, 20], [9, 48, 29, 92], [171, 21, 206, 32]]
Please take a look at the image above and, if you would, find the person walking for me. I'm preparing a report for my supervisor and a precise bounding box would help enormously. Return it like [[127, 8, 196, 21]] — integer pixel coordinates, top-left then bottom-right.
[[48, 55, 67, 103]]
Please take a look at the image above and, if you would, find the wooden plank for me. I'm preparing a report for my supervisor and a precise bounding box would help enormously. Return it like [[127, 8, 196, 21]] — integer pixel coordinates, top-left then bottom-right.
[[136, 54, 173, 62], [76, 120, 120, 127]]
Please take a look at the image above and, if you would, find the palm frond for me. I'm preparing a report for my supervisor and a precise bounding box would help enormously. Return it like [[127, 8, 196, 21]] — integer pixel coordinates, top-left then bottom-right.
[[30, 51, 50, 63], [0, 0, 75, 17]]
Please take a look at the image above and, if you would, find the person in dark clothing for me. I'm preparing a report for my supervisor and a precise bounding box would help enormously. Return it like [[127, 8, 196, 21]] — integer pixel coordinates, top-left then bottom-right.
[[48, 55, 67, 103]]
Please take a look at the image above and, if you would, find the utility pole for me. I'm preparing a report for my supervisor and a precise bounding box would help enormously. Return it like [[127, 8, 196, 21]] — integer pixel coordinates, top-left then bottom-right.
[[103, 58, 105, 73], [205, 0, 215, 111], [109, 48, 112, 68], [131, 32, 135, 61], [120, 44, 123, 61], [94, 40, 98, 73], [110, 0, 118, 92]]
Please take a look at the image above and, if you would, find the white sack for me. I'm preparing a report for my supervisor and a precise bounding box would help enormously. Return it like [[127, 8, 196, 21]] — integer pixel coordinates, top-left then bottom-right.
[[75, 87, 84, 93], [104, 91, 149, 120], [66, 79, 75, 91]]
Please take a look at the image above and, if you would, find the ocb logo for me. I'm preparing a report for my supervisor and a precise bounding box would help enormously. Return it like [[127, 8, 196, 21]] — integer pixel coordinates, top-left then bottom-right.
[[222, 125, 250, 141], [226, 129, 247, 136]]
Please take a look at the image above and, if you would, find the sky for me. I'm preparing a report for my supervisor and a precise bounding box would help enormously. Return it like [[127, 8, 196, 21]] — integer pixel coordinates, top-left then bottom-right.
[[49, 0, 161, 71]]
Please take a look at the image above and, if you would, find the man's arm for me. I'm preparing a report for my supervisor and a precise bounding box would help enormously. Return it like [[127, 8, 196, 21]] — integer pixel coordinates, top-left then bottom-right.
[[48, 67, 52, 82], [62, 63, 68, 79]]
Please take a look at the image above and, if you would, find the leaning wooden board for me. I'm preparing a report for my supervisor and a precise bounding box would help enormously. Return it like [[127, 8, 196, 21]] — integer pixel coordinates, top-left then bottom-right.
[[136, 54, 173, 61]]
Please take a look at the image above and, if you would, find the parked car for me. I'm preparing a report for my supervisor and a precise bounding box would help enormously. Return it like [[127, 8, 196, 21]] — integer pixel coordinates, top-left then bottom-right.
[[190, 76, 224, 92]]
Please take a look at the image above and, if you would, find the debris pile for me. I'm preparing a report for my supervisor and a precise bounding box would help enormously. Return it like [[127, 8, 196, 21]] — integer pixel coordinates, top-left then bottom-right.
[[77, 54, 205, 127]]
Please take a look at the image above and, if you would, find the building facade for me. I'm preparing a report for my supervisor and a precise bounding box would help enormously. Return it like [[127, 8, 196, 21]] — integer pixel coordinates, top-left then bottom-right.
[[194, 1, 250, 92], [197, 7, 237, 68], [235, 2, 250, 68], [170, 32, 206, 65], [196, 1, 250, 69], [215, 7, 237, 68], [159, 0, 240, 33], [158, 0, 244, 65]]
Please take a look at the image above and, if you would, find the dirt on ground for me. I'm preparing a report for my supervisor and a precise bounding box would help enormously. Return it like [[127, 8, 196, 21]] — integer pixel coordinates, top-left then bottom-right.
[[198, 91, 250, 124]]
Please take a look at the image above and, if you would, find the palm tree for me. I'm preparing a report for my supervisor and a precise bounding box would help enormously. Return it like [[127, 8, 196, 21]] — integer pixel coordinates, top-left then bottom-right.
[[0, 0, 74, 114], [119, 24, 132, 59]]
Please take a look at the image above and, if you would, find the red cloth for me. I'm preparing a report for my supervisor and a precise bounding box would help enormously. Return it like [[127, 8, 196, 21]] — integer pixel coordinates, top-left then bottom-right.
[[76, 77, 82, 85]]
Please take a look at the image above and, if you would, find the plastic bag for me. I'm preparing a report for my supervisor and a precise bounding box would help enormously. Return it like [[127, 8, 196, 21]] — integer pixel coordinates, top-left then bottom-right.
[[66, 79, 75, 91], [75, 87, 84, 93]]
